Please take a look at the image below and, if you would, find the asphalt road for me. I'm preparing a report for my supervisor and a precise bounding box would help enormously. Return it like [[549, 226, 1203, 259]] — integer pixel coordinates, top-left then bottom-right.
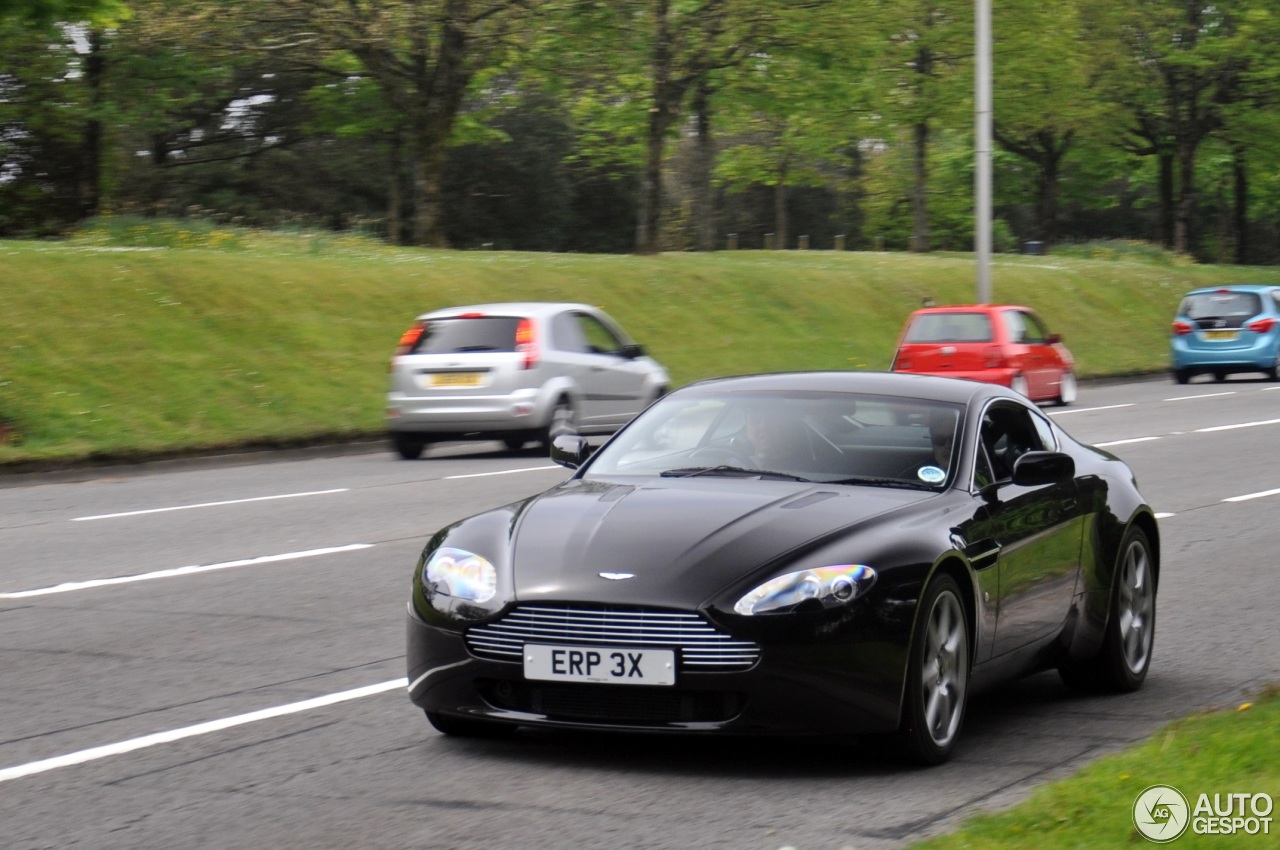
[[1, 375, 1277, 850]]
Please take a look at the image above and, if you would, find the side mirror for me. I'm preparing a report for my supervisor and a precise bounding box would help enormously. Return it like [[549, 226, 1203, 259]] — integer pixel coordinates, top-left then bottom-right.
[[620, 343, 646, 359], [1012, 451, 1074, 486], [550, 434, 592, 470], [1046, 333, 1063, 345]]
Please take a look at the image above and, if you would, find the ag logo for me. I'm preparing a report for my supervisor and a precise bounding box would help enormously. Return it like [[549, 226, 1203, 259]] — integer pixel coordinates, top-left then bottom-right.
[[1134, 785, 1190, 843]]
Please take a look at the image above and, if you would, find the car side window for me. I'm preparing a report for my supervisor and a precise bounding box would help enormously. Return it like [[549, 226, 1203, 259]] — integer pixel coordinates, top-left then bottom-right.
[[1001, 310, 1028, 344], [576, 313, 625, 355], [979, 403, 1047, 483], [550, 312, 590, 353], [1021, 312, 1049, 344]]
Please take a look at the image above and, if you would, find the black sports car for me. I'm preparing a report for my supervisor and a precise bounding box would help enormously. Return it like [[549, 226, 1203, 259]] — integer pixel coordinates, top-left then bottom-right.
[[406, 371, 1159, 764]]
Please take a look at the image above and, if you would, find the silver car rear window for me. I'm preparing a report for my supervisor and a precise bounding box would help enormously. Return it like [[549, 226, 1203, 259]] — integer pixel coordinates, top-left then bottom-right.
[[413, 316, 522, 354]]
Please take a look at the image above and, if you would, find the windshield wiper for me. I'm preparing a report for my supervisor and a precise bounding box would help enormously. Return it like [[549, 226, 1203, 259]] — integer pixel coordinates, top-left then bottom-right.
[[828, 475, 937, 490], [660, 465, 811, 482]]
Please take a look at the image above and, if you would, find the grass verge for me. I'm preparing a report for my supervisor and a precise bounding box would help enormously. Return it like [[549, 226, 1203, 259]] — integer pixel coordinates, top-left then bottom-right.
[[909, 686, 1280, 849], [3, 222, 1279, 469]]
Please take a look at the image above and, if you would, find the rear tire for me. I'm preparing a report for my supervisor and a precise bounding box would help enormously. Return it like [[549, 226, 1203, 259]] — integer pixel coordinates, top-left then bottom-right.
[[1173, 368, 1190, 385], [391, 432, 427, 460], [898, 574, 970, 765], [1059, 526, 1155, 693], [425, 710, 517, 738], [502, 437, 526, 451]]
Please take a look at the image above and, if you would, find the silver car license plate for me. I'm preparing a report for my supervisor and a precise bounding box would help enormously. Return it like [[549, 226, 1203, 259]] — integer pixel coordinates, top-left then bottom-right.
[[523, 644, 675, 686]]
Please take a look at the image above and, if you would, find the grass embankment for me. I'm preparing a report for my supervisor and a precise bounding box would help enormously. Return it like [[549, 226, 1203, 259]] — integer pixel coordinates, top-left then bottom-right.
[[909, 687, 1280, 849], [2, 223, 1279, 469]]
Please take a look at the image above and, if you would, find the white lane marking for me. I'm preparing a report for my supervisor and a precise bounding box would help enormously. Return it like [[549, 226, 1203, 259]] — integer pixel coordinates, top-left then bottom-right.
[[1095, 437, 1161, 447], [72, 489, 349, 522], [446, 465, 558, 480], [1048, 404, 1134, 416], [0, 544, 373, 598], [1223, 488, 1280, 503], [0, 678, 406, 784], [1155, 512, 1175, 519], [1164, 392, 1236, 402], [1196, 418, 1280, 433]]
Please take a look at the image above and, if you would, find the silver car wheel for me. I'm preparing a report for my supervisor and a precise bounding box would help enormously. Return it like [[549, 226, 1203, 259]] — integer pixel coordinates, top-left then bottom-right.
[[1009, 374, 1029, 397], [919, 587, 969, 748], [1117, 537, 1154, 675], [547, 399, 576, 441]]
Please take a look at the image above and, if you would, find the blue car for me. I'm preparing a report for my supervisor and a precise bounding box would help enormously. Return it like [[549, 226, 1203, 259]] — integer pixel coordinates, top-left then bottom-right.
[[1170, 285, 1280, 384]]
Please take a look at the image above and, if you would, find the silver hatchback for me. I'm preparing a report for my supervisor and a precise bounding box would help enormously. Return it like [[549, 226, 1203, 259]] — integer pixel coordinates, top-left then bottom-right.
[[386, 302, 670, 459]]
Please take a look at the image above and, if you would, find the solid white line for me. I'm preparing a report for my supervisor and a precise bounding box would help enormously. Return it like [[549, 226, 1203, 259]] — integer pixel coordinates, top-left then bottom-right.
[[1223, 488, 1280, 503], [446, 465, 557, 480], [72, 489, 349, 521], [1196, 418, 1280, 433], [1095, 437, 1161, 447], [1164, 392, 1236, 402], [0, 679, 406, 784], [1048, 404, 1134, 416], [0, 544, 373, 598]]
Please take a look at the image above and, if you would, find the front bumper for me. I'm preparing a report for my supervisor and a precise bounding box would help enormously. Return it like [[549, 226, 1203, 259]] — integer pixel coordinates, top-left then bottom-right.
[[406, 605, 907, 736]]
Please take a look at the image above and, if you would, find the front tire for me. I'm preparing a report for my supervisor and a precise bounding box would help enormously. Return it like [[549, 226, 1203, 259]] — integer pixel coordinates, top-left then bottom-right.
[[1059, 526, 1156, 693], [1055, 370, 1077, 406], [898, 573, 970, 765]]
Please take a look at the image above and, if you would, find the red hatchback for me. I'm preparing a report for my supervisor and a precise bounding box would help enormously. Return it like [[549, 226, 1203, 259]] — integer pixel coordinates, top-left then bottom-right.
[[890, 304, 1076, 404]]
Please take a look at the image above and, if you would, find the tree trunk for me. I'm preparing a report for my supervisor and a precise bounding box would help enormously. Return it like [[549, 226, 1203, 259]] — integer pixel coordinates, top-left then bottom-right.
[[773, 159, 788, 249], [692, 78, 715, 252], [1173, 140, 1196, 256], [1232, 146, 1248, 265], [910, 119, 929, 253], [387, 130, 403, 245], [1158, 152, 1175, 249], [636, 0, 678, 255], [78, 27, 106, 220]]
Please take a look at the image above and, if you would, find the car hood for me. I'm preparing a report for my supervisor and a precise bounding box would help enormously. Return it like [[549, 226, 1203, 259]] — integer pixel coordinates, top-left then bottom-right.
[[508, 477, 937, 607]]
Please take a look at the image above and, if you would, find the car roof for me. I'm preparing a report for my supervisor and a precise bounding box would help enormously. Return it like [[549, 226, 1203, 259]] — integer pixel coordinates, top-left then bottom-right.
[[418, 302, 599, 321], [1183, 285, 1279, 295], [908, 304, 1031, 315], [677, 370, 1007, 405]]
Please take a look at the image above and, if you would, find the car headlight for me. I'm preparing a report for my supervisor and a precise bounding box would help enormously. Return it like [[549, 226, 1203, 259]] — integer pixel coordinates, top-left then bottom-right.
[[734, 565, 877, 615], [424, 547, 497, 603]]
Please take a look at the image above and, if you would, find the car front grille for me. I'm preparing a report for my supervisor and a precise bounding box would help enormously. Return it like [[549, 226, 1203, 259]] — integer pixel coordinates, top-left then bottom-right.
[[465, 604, 759, 672], [477, 679, 747, 724]]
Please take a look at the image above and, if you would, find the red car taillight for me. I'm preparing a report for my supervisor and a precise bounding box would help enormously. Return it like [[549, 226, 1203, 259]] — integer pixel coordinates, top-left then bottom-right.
[[515, 317, 537, 370], [393, 321, 426, 357], [1247, 317, 1277, 334], [1171, 321, 1194, 336], [983, 345, 1007, 369]]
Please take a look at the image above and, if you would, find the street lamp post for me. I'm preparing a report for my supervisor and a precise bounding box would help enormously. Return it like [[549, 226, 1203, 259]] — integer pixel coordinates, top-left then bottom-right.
[[976, 0, 992, 304]]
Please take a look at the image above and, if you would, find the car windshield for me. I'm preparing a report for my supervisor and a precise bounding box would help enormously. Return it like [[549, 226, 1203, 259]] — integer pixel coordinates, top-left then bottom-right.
[[412, 316, 522, 354], [1180, 292, 1262, 321], [903, 313, 993, 343], [585, 391, 962, 489]]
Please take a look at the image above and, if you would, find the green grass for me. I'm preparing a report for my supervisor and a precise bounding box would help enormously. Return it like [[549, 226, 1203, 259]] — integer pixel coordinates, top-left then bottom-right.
[[908, 687, 1280, 850], [3, 221, 1280, 467]]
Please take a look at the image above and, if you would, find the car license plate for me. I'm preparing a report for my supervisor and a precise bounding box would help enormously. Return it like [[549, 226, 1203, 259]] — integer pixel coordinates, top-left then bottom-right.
[[428, 372, 482, 388], [1202, 330, 1238, 341], [524, 644, 676, 686]]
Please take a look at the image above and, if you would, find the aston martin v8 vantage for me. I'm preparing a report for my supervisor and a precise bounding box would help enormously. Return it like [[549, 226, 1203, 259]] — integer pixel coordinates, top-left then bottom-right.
[[406, 371, 1159, 764]]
